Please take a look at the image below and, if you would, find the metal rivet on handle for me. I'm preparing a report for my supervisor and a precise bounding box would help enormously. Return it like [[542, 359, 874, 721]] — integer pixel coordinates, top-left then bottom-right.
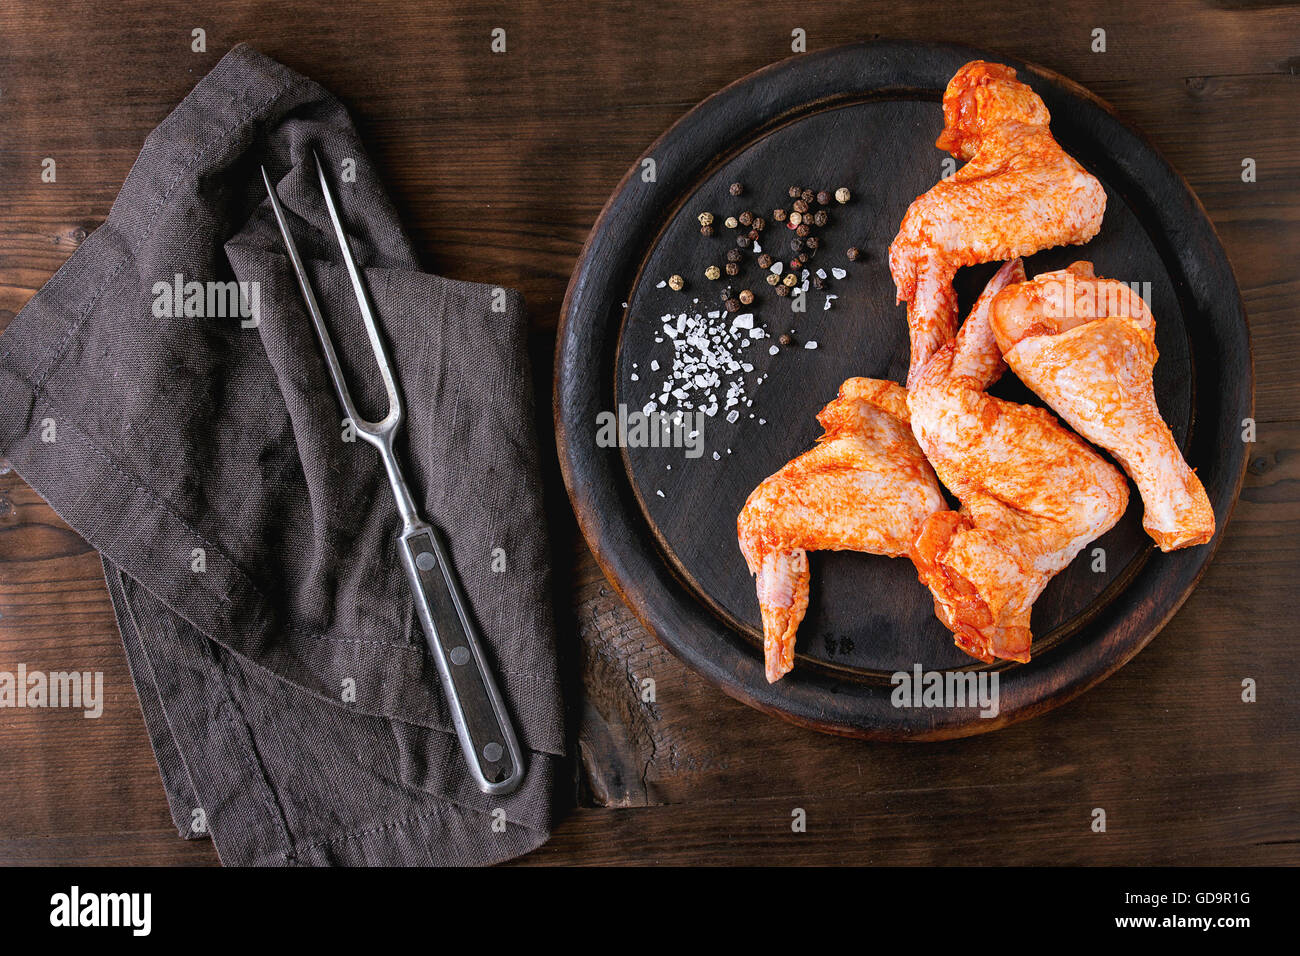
[[415, 551, 436, 571], [483, 742, 503, 763], [450, 645, 471, 666]]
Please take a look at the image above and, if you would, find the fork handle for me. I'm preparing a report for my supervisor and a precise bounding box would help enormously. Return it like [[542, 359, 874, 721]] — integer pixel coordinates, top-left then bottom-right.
[[400, 524, 524, 795]]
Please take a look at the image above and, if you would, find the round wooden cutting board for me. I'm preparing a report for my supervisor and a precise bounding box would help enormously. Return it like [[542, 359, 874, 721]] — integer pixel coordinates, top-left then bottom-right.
[[554, 40, 1252, 739]]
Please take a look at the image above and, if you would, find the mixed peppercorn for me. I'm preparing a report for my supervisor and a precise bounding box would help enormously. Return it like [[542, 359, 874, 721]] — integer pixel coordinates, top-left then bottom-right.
[[660, 181, 862, 347]]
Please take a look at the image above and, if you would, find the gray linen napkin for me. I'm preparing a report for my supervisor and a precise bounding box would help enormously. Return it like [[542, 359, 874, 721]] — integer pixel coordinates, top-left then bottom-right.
[[0, 43, 565, 865]]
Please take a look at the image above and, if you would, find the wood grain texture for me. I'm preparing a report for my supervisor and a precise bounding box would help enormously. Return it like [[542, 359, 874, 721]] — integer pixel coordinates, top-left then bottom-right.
[[0, 0, 1296, 865]]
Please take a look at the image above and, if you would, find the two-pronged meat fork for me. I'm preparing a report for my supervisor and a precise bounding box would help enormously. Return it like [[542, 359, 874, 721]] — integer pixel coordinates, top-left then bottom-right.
[[261, 153, 523, 795]]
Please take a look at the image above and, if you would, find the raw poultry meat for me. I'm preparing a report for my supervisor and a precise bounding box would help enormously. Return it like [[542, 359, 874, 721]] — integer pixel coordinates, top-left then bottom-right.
[[907, 260, 1130, 663], [989, 261, 1214, 550], [738, 378, 947, 682], [889, 60, 1107, 385]]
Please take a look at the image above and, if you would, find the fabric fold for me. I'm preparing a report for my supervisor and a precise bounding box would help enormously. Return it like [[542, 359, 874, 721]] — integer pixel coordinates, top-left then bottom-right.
[[0, 43, 564, 865]]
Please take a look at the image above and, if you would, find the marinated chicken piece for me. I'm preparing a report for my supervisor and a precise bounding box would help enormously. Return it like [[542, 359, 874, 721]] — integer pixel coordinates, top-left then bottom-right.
[[890, 60, 1107, 384], [738, 378, 948, 682], [990, 261, 1214, 550], [907, 260, 1130, 663]]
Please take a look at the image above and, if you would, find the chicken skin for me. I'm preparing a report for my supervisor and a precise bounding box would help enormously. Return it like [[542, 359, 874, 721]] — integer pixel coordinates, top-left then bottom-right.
[[907, 259, 1130, 663], [890, 61, 1107, 384], [989, 261, 1214, 551], [738, 378, 947, 682]]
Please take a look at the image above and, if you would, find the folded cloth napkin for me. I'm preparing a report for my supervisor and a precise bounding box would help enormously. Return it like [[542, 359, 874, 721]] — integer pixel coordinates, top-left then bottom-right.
[[0, 43, 565, 865]]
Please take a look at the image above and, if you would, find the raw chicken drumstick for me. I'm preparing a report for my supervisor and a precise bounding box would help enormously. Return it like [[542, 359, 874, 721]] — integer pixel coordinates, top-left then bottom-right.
[[907, 259, 1130, 663], [890, 61, 1107, 385], [989, 261, 1214, 551], [738, 378, 948, 682]]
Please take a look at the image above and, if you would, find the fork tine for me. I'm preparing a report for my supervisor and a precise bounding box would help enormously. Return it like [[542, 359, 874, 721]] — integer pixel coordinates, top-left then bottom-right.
[[261, 164, 362, 427], [313, 150, 403, 426]]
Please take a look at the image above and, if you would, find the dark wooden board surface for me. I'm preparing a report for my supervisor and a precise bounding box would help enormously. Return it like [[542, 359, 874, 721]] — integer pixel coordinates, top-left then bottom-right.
[[558, 41, 1251, 738], [1, 0, 1297, 865]]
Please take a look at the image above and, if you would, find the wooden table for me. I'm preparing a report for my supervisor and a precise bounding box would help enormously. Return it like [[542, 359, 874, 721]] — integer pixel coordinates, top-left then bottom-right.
[[1, 0, 1296, 866]]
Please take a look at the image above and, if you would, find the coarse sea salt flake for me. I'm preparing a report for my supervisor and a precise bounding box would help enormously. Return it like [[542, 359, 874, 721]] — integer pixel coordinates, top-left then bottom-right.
[[832, 267, 847, 280], [805, 341, 818, 349]]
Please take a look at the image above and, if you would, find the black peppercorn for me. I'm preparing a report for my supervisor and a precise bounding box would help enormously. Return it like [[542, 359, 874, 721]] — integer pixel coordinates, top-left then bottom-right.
[[738, 211, 753, 227], [724, 297, 741, 312], [737, 235, 751, 248], [726, 247, 742, 263], [772, 208, 787, 222], [796, 223, 810, 238], [817, 190, 831, 206], [725, 261, 739, 276], [792, 199, 809, 214], [700, 225, 714, 237], [775, 284, 789, 297], [757, 253, 773, 268], [729, 182, 743, 196], [801, 189, 815, 204], [813, 210, 828, 227], [846, 246, 860, 261], [806, 235, 819, 250]]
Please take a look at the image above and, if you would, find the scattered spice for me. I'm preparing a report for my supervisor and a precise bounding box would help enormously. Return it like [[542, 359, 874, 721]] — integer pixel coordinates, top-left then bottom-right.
[[787, 185, 801, 198], [800, 189, 816, 204], [726, 247, 743, 263], [757, 253, 773, 268], [739, 289, 754, 305], [724, 216, 739, 229], [805, 235, 819, 250], [813, 210, 828, 227], [779, 333, 794, 346], [725, 261, 739, 276], [782, 272, 797, 287], [817, 190, 831, 206], [835, 187, 851, 204], [788, 211, 803, 227], [698, 212, 714, 227], [700, 224, 714, 237], [752, 217, 766, 232], [738, 211, 754, 227], [729, 182, 744, 196], [736, 235, 751, 248], [705, 265, 721, 280], [790, 237, 803, 252], [765, 273, 780, 286], [796, 223, 810, 238], [668, 274, 685, 291], [724, 297, 741, 312], [772, 208, 787, 222], [792, 199, 809, 214], [846, 246, 860, 261], [775, 284, 789, 297]]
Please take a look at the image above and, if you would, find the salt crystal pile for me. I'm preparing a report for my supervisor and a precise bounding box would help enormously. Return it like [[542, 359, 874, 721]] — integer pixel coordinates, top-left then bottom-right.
[[641, 308, 768, 422]]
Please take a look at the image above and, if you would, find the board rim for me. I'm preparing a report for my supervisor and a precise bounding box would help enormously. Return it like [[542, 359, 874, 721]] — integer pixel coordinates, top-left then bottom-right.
[[554, 39, 1254, 740]]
